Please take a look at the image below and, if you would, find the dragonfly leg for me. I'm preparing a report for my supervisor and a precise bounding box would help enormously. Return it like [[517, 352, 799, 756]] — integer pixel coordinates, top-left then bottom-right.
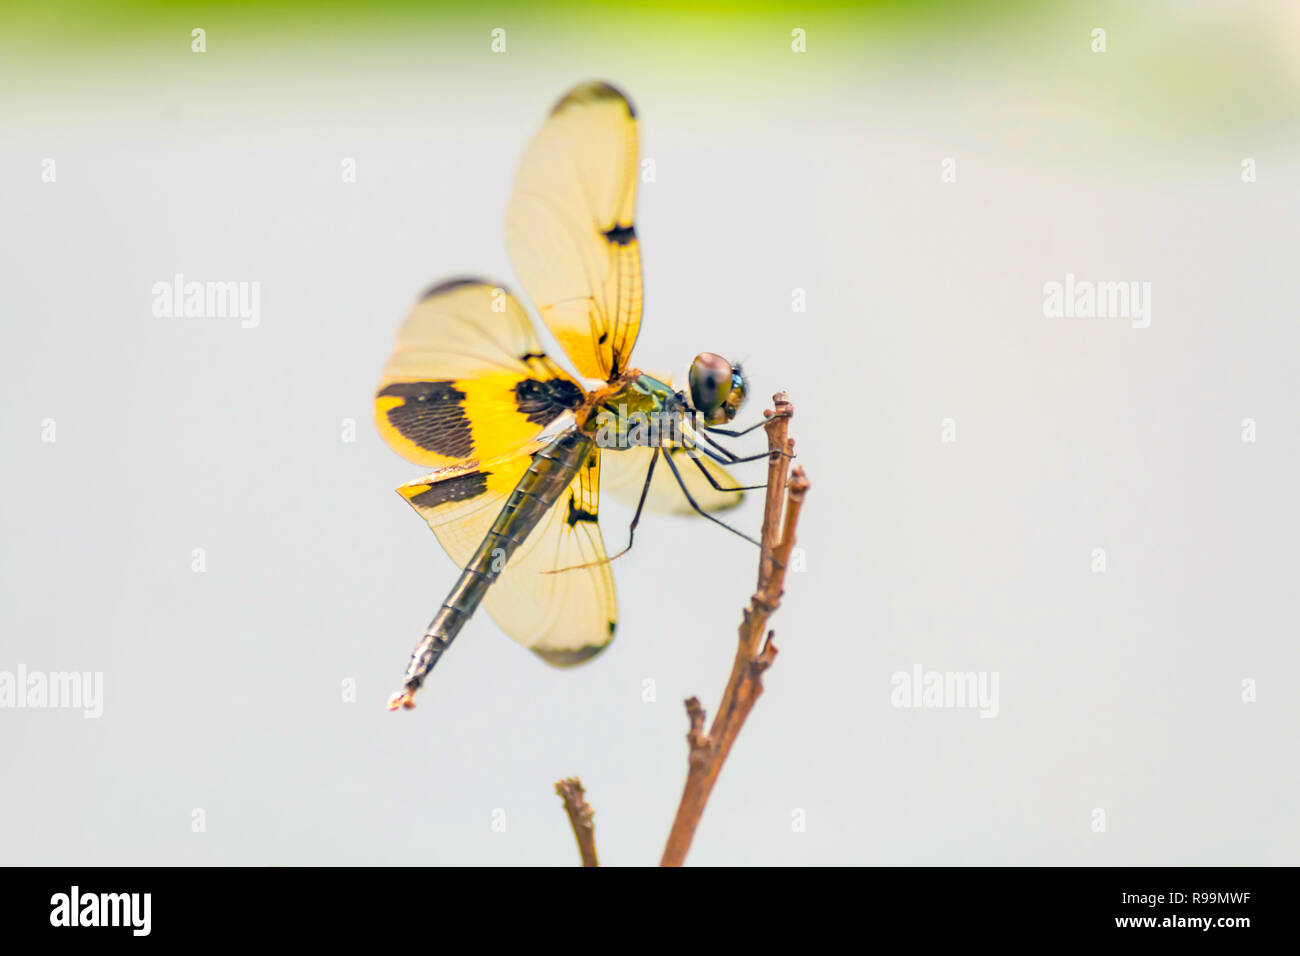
[[662, 449, 761, 547], [703, 411, 791, 439], [694, 431, 785, 465], [544, 449, 660, 575], [608, 447, 658, 560], [686, 451, 766, 492]]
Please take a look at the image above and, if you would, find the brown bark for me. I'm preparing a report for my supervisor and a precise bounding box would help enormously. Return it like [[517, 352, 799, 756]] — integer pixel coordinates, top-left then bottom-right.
[[553, 394, 807, 867], [660, 394, 807, 867], [554, 777, 599, 867]]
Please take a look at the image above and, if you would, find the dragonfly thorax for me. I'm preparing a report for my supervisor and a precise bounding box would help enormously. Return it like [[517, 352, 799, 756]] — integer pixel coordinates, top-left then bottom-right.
[[585, 372, 694, 451]]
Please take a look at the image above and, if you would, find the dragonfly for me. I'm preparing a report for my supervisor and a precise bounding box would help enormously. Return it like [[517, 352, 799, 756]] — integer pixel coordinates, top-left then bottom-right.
[[376, 81, 776, 709]]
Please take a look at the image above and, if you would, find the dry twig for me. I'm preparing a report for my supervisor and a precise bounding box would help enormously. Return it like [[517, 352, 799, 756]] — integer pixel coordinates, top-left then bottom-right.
[[554, 777, 599, 867], [552, 394, 806, 867], [660, 393, 807, 866]]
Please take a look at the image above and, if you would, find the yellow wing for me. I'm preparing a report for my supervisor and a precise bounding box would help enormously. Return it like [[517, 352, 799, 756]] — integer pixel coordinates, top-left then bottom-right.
[[375, 279, 584, 467], [506, 81, 642, 382], [601, 445, 746, 516], [398, 441, 617, 665]]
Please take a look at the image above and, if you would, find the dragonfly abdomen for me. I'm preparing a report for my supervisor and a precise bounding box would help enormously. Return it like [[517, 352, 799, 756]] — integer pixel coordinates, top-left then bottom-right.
[[400, 428, 593, 695]]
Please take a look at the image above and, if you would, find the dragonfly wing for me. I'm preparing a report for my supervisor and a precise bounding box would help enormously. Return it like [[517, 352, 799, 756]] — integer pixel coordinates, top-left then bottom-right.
[[506, 81, 642, 381], [375, 278, 583, 467], [397, 440, 548, 568], [399, 441, 617, 665], [487, 443, 616, 664], [601, 445, 746, 515]]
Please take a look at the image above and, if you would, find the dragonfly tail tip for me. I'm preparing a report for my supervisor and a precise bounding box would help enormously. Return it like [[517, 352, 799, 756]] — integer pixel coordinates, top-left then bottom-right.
[[387, 690, 416, 711]]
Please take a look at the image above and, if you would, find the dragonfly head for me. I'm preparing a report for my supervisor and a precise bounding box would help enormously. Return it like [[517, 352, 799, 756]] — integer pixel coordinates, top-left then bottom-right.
[[688, 352, 748, 425]]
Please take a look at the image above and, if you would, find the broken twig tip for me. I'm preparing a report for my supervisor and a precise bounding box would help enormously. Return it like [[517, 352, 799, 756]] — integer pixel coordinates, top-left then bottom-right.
[[555, 776, 599, 866]]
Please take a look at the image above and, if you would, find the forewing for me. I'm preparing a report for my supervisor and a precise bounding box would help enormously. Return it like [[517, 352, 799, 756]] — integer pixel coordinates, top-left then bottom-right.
[[506, 81, 642, 381], [375, 279, 582, 467]]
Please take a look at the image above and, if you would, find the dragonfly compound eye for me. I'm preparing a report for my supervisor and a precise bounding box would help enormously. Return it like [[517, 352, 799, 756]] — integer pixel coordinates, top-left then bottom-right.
[[689, 352, 736, 424]]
